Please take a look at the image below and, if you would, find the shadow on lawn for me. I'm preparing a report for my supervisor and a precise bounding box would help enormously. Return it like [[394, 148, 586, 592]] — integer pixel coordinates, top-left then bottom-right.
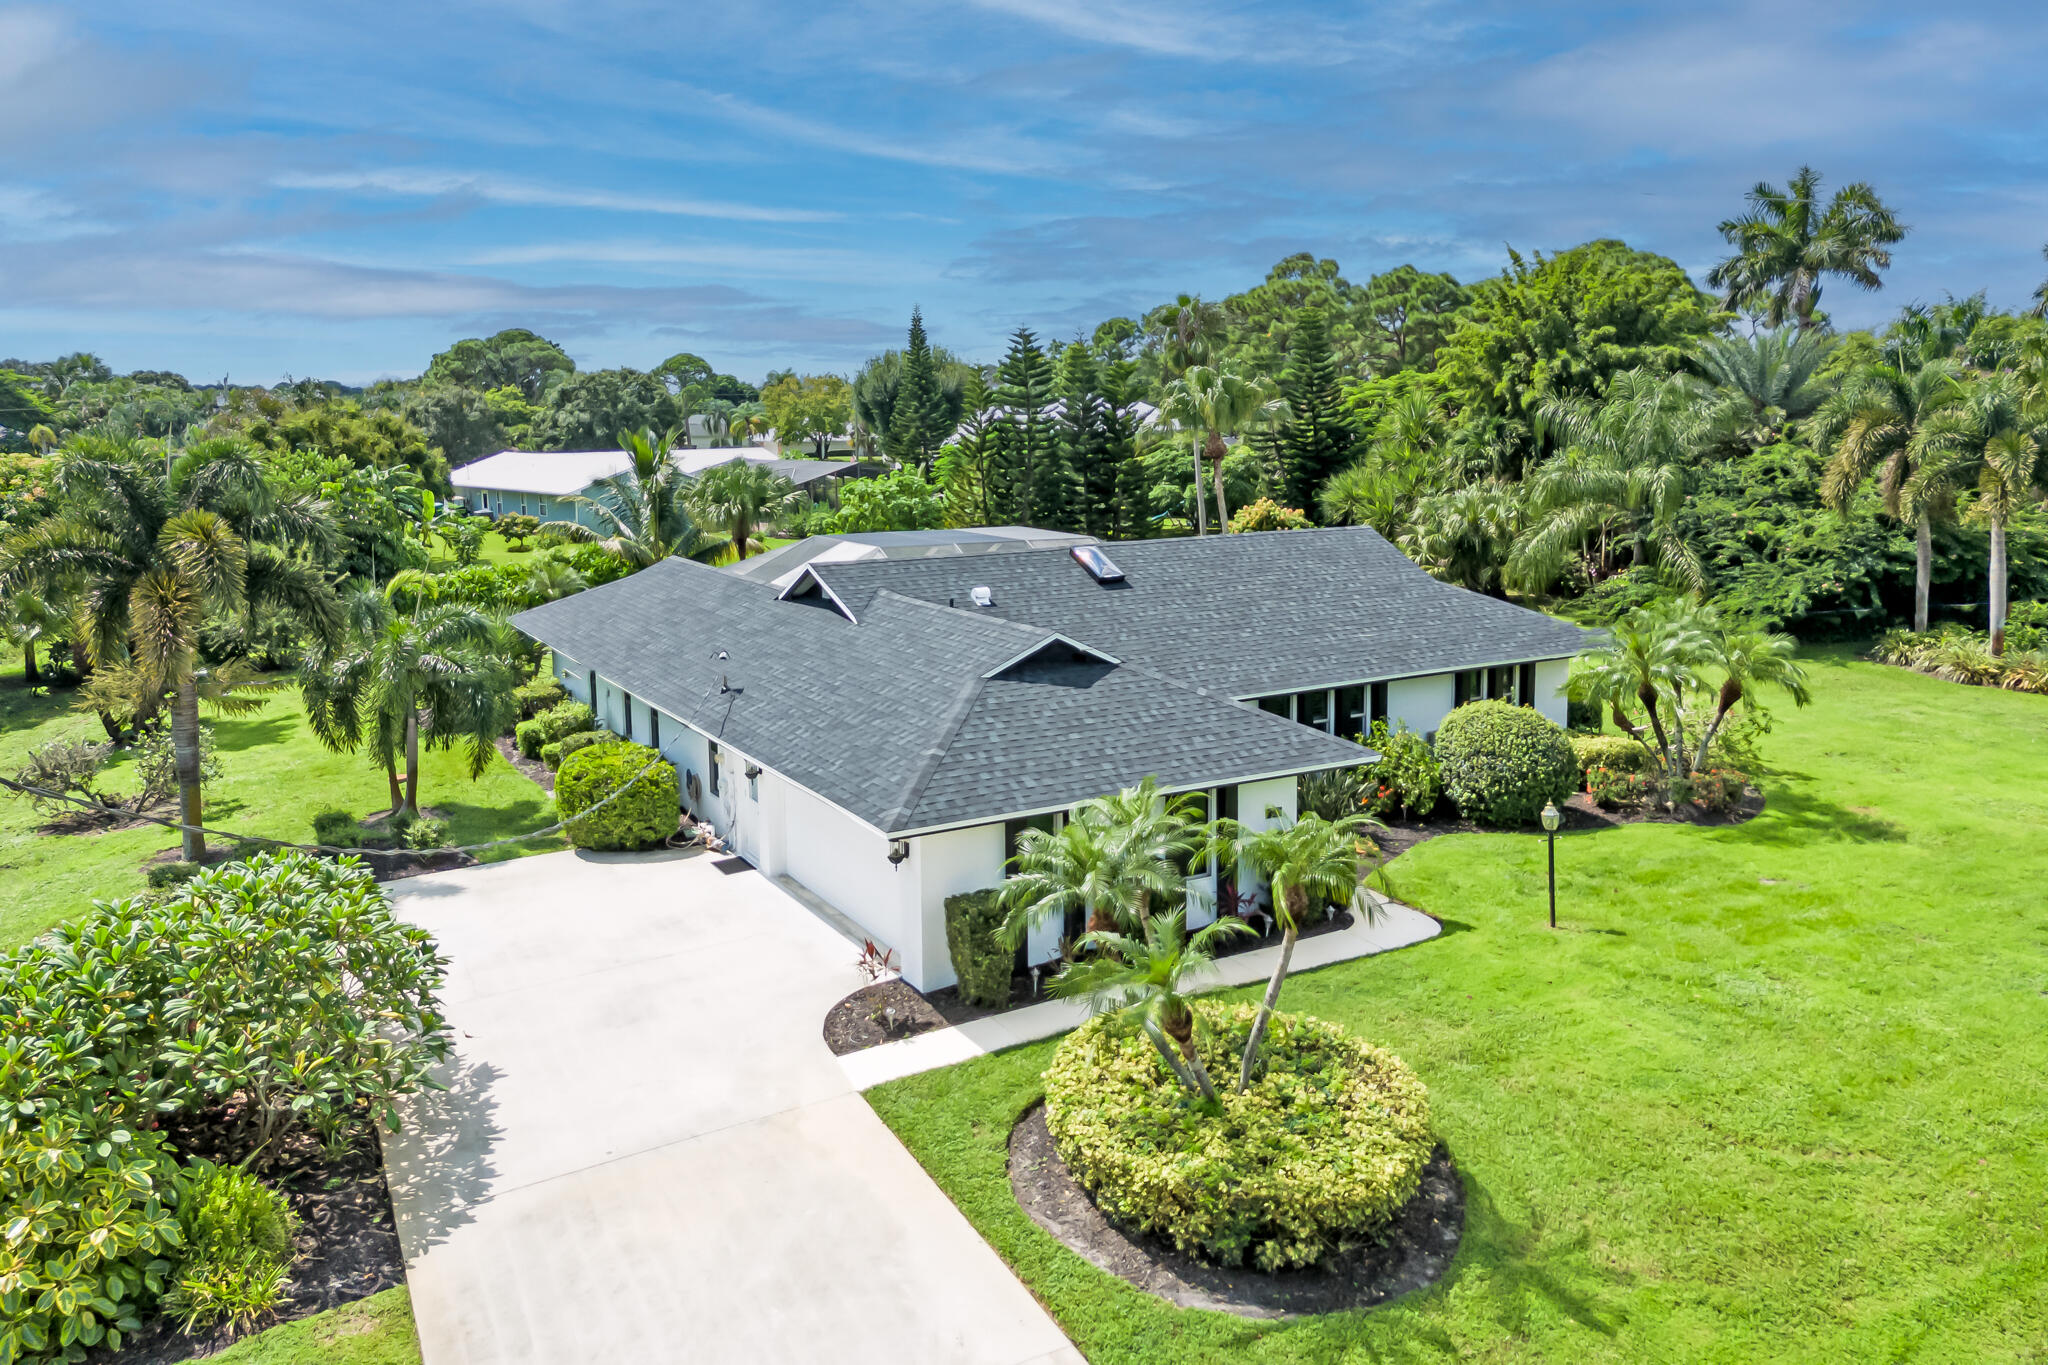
[[213, 712, 297, 751], [1743, 775, 1907, 845], [1453, 1175, 1628, 1340]]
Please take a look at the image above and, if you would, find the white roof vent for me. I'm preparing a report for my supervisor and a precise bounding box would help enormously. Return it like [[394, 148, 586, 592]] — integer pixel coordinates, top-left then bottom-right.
[[1070, 543, 1125, 582], [969, 585, 994, 607]]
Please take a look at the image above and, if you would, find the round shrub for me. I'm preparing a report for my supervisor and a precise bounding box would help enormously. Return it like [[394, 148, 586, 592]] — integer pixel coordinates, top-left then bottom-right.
[[550, 728, 621, 770], [1568, 732, 1655, 779], [1435, 701, 1577, 827], [556, 741, 679, 850], [1043, 1003, 1433, 1272]]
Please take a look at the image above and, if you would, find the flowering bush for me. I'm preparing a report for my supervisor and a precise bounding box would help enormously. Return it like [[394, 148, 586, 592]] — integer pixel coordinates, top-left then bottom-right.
[[1043, 1003, 1433, 1271], [1681, 768, 1748, 813], [1584, 764, 1657, 810], [1356, 720, 1442, 819]]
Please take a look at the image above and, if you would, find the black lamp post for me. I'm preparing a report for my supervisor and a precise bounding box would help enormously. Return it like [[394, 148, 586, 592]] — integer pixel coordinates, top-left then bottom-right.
[[1540, 800, 1561, 929]]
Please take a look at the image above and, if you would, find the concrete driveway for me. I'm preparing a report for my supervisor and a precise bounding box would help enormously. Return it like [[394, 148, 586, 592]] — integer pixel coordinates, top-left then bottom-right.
[[382, 848, 1078, 1365]]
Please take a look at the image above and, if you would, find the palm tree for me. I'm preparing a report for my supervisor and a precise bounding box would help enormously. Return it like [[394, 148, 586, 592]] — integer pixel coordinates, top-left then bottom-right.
[[728, 402, 770, 445], [997, 777, 1207, 948], [1156, 366, 1288, 533], [3, 440, 339, 857], [1146, 294, 1228, 379], [1689, 329, 1836, 451], [543, 427, 723, 567], [1909, 377, 2046, 655], [686, 459, 797, 561], [1229, 812, 1380, 1091], [2031, 244, 2047, 320], [1399, 483, 1523, 594], [1814, 361, 1963, 632], [1565, 603, 1710, 775], [1510, 369, 1709, 594], [1690, 620, 1811, 771], [1706, 166, 1907, 330], [301, 590, 518, 818], [520, 556, 589, 607], [1049, 910, 1252, 1101], [0, 577, 66, 688], [1319, 445, 1431, 539]]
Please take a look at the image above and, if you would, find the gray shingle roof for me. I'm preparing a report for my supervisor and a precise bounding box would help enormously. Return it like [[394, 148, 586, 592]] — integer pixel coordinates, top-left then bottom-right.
[[510, 558, 1373, 835], [809, 526, 1596, 698]]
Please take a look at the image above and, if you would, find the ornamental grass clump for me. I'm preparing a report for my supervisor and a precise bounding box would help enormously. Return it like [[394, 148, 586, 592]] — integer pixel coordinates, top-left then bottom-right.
[[1043, 1003, 1433, 1272]]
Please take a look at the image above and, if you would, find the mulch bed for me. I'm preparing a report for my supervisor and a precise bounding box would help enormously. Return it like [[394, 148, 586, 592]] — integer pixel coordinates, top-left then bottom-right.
[[495, 733, 554, 794], [1008, 1102, 1463, 1318], [1372, 787, 1765, 860], [38, 803, 162, 835], [822, 908, 1359, 1057], [137, 809, 479, 888], [94, 1111, 405, 1364]]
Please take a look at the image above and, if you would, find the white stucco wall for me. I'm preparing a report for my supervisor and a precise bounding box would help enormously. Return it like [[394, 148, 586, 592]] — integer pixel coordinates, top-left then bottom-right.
[[781, 779, 920, 974], [455, 485, 604, 528], [550, 652, 587, 704], [1387, 674, 1456, 740], [1231, 776, 1298, 914], [1535, 658, 1571, 729], [909, 823, 1006, 992]]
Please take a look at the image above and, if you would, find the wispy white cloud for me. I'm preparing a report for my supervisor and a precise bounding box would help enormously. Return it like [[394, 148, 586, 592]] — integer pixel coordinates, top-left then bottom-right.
[[458, 238, 910, 283], [960, 0, 1356, 63], [272, 169, 841, 224], [677, 85, 1067, 177]]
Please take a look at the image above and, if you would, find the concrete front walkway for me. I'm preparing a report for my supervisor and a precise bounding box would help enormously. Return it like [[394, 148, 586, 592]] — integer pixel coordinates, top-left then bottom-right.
[[839, 890, 1441, 1091], [381, 848, 1079, 1365]]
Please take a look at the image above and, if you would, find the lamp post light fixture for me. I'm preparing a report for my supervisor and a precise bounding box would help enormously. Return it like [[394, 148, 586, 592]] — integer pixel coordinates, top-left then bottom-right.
[[1539, 800, 1561, 929]]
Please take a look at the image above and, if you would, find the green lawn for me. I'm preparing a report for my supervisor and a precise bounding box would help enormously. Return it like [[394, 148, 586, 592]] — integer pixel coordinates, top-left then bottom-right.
[[209, 1289, 420, 1365], [0, 657, 563, 948], [867, 651, 2048, 1362]]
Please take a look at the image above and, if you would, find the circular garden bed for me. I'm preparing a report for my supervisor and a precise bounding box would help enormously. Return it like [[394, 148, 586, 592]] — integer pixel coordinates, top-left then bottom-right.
[[1011, 1003, 1463, 1316]]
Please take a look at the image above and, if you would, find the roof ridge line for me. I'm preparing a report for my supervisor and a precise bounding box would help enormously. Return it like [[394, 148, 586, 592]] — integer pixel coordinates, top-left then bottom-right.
[[874, 667, 993, 833], [864, 587, 1051, 641]]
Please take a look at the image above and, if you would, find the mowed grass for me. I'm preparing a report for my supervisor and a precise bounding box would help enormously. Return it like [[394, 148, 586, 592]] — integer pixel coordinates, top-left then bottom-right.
[[0, 655, 563, 948], [209, 1288, 420, 1365], [867, 651, 2048, 1363]]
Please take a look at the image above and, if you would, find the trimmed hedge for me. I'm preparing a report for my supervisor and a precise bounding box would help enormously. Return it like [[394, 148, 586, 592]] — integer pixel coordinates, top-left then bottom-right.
[[944, 889, 1011, 1007], [1044, 1004, 1434, 1271], [1569, 732, 1655, 778], [1435, 701, 1577, 827], [512, 675, 567, 721], [515, 700, 593, 759], [542, 728, 621, 771], [556, 741, 679, 850]]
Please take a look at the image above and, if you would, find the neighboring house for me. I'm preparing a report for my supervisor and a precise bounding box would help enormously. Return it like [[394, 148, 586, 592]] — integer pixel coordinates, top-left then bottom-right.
[[510, 527, 1594, 992], [451, 449, 862, 526], [730, 526, 1098, 590]]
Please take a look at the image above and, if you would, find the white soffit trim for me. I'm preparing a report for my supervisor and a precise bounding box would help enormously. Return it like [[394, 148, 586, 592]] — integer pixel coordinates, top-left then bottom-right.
[[774, 565, 859, 622], [979, 633, 1122, 678]]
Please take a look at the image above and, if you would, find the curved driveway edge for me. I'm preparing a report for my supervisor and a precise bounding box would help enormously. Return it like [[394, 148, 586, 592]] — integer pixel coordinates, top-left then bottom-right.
[[381, 848, 1080, 1365]]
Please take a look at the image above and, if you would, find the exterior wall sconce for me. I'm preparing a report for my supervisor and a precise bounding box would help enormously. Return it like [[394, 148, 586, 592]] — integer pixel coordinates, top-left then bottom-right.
[[887, 839, 910, 867], [743, 764, 762, 781]]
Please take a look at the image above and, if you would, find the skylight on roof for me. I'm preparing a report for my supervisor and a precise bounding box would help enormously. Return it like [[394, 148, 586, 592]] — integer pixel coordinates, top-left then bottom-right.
[[1070, 543, 1125, 582]]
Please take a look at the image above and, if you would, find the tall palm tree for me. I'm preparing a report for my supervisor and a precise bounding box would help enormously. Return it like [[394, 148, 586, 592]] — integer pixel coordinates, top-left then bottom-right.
[[1707, 166, 1907, 330], [1689, 329, 1836, 450], [1229, 812, 1380, 1091], [1510, 369, 1709, 594], [686, 459, 798, 561], [1690, 620, 1811, 771], [1156, 366, 1288, 533], [1909, 377, 2046, 655], [3, 440, 339, 857], [543, 427, 723, 567], [1049, 910, 1252, 1102], [1814, 361, 1963, 632], [997, 777, 1207, 948], [301, 590, 518, 818], [1146, 294, 1228, 379]]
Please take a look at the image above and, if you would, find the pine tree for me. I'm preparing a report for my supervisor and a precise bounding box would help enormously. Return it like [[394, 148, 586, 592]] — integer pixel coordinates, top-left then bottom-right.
[[990, 327, 1064, 526], [1102, 361, 1150, 540], [886, 307, 945, 472], [1058, 343, 1119, 538], [1278, 307, 1357, 514], [938, 372, 997, 528]]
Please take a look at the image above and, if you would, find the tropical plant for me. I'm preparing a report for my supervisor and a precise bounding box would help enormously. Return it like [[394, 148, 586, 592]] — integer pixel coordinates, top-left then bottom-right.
[[1156, 365, 1288, 533], [996, 778, 1207, 949], [1907, 376, 2046, 655], [542, 426, 723, 567], [1689, 329, 1837, 450], [1356, 719, 1443, 819], [686, 458, 798, 560], [0, 578, 67, 688], [161, 1162, 298, 1333], [300, 589, 519, 818], [1566, 600, 1709, 774], [1144, 293, 1229, 379], [1046, 910, 1253, 1101], [1689, 622, 1811, 770], [9, 736, 114, 811], [1229, 813, 1381, 1089], [1400, 482, 1524, 594], [1814, 360, 1965, 633], [1707, 166, 1907, 330]]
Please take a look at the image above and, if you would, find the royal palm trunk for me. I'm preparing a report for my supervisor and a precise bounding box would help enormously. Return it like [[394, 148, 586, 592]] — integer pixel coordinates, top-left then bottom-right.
[[1207, 431, 1231, 531], [401, 710, 421, 816], [1989, 519, 2008, 657], [20, 644, 36, 689], [1191, 438, 1207, 535], [173, 675, 206, 862], [1914, 516, 1932, 635]]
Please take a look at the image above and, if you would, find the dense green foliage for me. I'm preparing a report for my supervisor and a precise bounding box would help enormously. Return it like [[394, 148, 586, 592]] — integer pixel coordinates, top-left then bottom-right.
[[1434, 701, 1578, 826], [1043, 1003, 1433, 1271], [1356, 719, 1444, 819], [514, 700, 593, 759], [555, 741, 678, 850], [541, 727, 618, 771], [943, 889, 1011, 1008], [162, 1163, 298, 1332]]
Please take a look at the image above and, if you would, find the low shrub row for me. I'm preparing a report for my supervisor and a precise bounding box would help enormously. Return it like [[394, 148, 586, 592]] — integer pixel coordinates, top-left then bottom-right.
[[541, 728, 618, 771], [1873, 625, 2048, 695], [944, 889, 1011, 1007], [516, 700, 594, 759]]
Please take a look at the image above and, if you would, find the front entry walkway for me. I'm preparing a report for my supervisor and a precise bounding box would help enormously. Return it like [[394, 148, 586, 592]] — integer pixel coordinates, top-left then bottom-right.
[[381, 849, 1078, 1365]]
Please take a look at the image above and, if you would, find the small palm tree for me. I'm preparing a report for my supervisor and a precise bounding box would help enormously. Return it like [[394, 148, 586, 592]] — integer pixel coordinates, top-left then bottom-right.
[[1157, 366, 1288, 534], [1230, 812, 1381, 1091], [0, 578, 67, 688], [1813, 361, 1964, 633], [686, 459, 798, 561], [1566, 602, 1710, 774], [1050, 910, 1252, 1101], [998, 777, 1208, 948], [301, 591, 518, 818], [1706, 166, 1907, 330], [1908, 377, 2046, 655], [543, 426, 723, 567], [1689, 329, 1837, 450], [1690, 621, 1811, 770], [520, 556, 589, 607]]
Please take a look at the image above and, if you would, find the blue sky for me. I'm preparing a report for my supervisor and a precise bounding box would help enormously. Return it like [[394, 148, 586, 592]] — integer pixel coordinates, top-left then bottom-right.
[[3, 1, 2045, 385]]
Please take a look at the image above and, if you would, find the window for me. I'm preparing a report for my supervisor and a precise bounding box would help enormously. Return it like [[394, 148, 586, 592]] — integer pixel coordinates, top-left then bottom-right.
[[586, 670, 596, 705], [1213, 785, 1239, 904], [536, 499, 549, 518], [708, 740, 720, 795], [1337, 686, 1366, 738], [1371, 681, 1390, 730], [1454, 669, 1483, 707], [1297, 689, 1332, 732], [1488, 666, 1515, 702], [1257, 695, 1292, 720], [521, 495, 530, 515], [1519, 663, 1538, 709], [622, 694, 633, 741], [649, 710, 660, 751]]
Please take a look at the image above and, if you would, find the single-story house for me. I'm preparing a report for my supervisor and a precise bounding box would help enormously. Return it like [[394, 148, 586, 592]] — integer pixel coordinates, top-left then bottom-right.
[[510, 527, 1594, 992], [451, 449, 861, 527], [730, 526, 1099, 590]]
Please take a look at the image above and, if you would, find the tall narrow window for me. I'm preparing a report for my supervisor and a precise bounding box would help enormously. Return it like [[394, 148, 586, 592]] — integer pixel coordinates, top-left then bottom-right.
[[622, 694, 633, 741], [649, 710, 660, 750], [537, 499, 549, 518], [1298, 689, 1331, 732], [1371, 681, 1390, 730], [1337, 686, 1366, 738], [1519, 663, 1538, 709], [1454, 670, 1479, 707], [1488, 665, 1514, 700], [708, 740, 720, 794]]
